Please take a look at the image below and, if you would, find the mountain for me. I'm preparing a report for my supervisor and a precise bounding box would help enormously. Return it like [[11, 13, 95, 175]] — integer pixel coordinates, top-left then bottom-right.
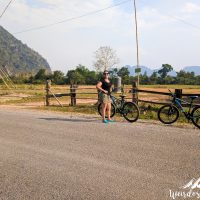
[[126, 65, 153, 76], [0, 26, 51, 75], [126, 65, 177, 77], [183, 66, 200, 75]]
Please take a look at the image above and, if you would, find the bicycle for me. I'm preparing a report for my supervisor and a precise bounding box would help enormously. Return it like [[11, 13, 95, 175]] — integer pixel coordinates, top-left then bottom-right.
[[158, 89, 200, 129], [98, 92, 140, 123]]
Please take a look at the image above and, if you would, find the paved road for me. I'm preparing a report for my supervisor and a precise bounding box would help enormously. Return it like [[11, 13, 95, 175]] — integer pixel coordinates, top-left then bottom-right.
[[0, 108, 199, 200]]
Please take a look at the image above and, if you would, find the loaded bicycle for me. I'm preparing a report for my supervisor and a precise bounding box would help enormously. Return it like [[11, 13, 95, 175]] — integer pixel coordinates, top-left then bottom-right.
[[158, 89, 200, 129], [98, 92, 140, 123]]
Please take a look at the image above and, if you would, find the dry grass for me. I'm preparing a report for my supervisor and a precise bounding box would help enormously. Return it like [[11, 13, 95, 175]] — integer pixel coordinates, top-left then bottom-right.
[[0, 84, 199, 106]]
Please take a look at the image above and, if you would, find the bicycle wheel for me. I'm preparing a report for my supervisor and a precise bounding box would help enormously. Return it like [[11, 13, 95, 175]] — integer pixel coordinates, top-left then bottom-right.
[[158, 105, 179, 124], [191, 106, 200, 129], [122, 102, 140, 123], [98, 103, 116, 118]]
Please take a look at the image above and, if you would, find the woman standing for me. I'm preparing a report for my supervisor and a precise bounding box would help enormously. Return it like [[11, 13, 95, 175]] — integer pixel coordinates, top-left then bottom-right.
[[96, 70, 114, 123]]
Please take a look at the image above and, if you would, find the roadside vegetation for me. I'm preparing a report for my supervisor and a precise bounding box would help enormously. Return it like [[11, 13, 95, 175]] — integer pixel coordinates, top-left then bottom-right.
[[2, 64, 200, 86]]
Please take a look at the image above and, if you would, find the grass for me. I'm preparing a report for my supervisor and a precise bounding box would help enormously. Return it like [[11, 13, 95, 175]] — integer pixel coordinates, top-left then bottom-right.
[[139, 103, 190, 123], [0, 96, 45, 105]]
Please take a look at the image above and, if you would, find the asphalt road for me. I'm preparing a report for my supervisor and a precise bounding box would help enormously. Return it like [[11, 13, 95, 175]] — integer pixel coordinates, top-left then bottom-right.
[[0, 108, 199, 200]]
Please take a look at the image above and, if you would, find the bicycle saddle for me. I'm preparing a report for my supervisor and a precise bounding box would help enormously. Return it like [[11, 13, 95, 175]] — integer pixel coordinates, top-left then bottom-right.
[[120, 95, 126, 98], [188, 96, 199, 100]]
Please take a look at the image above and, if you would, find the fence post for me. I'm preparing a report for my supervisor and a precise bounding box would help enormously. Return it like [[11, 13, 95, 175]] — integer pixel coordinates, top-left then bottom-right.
[[113, 76, 122, 93], [74, 85, 77, 106], [45, 79, 51, 106], [70, 84, 77, 106], [132, 81, 138, 104], [175, 89, 182, 99]]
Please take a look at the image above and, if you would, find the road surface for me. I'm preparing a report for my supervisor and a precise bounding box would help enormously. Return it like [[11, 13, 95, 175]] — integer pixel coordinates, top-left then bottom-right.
[[0, 108, 199, 200]]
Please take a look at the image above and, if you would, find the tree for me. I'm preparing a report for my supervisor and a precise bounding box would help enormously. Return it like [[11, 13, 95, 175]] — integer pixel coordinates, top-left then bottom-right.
[[73, 65, 98, 85], [140, 71, 149, 85], [164, 75, 175, 84], [52, 70, 65, 85], [94, 46, 119, 72], [75, 65, 90, 77], [117, 67, 130, 78], [66, 70, 85, 84], [158, 64, 173, 79], [85, 71, 98, 85], [149, 71, 158, 84], [117, 67, 130, 84], [108, 68, 118, 80], [34, 69, 47, 80], [176, 70, 196, 85]]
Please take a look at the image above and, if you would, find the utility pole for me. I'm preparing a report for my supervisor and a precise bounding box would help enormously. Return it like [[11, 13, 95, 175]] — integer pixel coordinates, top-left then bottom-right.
[[133, 0, 140, 86]]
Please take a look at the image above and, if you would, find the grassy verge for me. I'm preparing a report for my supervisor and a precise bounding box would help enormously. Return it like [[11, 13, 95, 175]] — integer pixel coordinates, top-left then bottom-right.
[[138, 103, 189, 123]]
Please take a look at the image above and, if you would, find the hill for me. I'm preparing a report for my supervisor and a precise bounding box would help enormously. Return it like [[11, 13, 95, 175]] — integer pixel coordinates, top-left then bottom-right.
[[183, 66, 200, 75], [126, 65, 153, 76], [126, 65, 177, 77], [0, 26, 51, 75]]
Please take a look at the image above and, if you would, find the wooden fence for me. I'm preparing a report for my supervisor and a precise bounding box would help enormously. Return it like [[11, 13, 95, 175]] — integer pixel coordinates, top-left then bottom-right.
[[45, 80, 98, 106], [45, 80, 200, 107]]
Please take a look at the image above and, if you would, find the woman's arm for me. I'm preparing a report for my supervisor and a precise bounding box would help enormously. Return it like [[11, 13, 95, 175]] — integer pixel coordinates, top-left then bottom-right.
[[96, 81, 108, 94]]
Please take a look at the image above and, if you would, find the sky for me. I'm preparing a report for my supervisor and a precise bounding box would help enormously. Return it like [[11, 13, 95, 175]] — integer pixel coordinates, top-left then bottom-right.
[[0, 0, 200, 72]]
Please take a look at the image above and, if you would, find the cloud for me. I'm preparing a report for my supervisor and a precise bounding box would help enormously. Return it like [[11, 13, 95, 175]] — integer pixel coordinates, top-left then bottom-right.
[[182, 2, 200, 13], [0, 0, 199, 71]]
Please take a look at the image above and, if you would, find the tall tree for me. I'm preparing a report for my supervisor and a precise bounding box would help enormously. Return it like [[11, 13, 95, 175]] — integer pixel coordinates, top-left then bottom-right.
[[117, 67, 130, 78], [140, 71, 149, 84], [66, 70, 85, 84], [158, 64, 173, 79], [34, 69, 47, 80], [94, 46, 119, 72], [149, 71, 158, 84], [117, 67, 130, 84], [176, 70, 196, 85], [52, 70, 65, 85]]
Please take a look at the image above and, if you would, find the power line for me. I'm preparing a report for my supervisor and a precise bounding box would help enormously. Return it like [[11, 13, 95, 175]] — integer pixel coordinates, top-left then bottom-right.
[[138, 0, 200, 31], [0, 0, 14, 19], [14, 0, 131, 34], [13, 0, 200, 34], [167, 14, 200, 31]]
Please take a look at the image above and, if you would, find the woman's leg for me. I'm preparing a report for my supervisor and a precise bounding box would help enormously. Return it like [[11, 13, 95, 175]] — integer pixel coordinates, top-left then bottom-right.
[[107, 102, 111, 120], [102, 103, 108, 121]]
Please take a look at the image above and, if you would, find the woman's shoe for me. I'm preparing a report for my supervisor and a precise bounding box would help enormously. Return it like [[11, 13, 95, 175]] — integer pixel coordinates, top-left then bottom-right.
[[107, 119, 115, 122], [103, 119, 109, 124]]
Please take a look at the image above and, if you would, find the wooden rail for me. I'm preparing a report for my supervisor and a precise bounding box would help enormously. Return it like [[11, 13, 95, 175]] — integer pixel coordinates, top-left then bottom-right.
[[133, 89, 200, 97], [45, 80, 200, 107]]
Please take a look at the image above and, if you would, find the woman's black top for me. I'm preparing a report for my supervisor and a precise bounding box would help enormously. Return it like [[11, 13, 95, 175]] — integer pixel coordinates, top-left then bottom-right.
[[100, 79, 112, 93]]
